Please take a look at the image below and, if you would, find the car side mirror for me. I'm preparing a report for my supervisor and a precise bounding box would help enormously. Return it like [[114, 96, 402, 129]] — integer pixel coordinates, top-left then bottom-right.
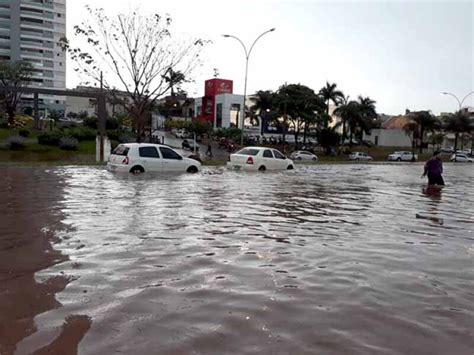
[[178, 155, 183, 160]]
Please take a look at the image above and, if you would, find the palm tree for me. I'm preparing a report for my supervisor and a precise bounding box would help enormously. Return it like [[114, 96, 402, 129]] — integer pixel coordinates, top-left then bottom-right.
[[319, 82, 344, 115], [163, 68, 185, 97], [408, 111, 440, 153], [442, 111, 473, 152], [250, 90, 274, 134], [403, 121, 420, 160]]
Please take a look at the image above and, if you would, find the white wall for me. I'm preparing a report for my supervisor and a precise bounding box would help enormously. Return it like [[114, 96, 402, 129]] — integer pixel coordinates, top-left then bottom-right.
[[364, 128, 412, 147], [215, 94, 244, 129]]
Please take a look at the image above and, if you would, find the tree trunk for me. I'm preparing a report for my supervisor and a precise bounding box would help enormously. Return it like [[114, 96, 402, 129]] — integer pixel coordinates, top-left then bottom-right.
[[303, 122, 308, 144], [419, 126, 424, 154], [342, 120, 347, 144], [349, 129, 354, 148], [454, 133, 458, 152], [7, 109, 15, 127]]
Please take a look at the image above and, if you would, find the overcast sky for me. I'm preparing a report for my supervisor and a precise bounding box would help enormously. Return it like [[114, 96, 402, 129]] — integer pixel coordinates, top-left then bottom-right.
[[66, 0, 473, 115]]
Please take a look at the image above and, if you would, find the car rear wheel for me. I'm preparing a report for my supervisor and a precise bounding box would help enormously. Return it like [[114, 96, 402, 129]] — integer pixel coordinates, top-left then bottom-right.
[[130, 165, 145, 174], [287, 165, 294, 170], [397, 157, 401, 161], [258, 165, 266, 172], [355, 158, 360, 162], [296, 157, 302, 161], [312, 157, 317, 161], [187, 166, 199, 174]]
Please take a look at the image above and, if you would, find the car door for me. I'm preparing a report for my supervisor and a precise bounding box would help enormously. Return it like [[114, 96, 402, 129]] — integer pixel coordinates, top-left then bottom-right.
[[138, 146, 163, 172], [159, 146, 185, 171], [272, 149, 288, 169], [262, 149, 276, 169]]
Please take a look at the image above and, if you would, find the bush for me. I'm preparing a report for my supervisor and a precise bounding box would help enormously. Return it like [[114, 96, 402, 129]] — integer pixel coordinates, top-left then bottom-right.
[[65, 127, 97, 141], [38, 131, 63, 146], [107, 129, 134, 143], [6, 136, 26, 150], [18, 129, 30, 138], [83, 116, 98, 129], [59, 137, 79, 151]]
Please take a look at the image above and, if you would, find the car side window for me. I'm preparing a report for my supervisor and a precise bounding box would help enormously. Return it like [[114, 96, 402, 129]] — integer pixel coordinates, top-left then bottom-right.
[[263, 150, 274, 158], [139, 147, 160, 158], [160, 147, 182, 160], [273, 150, 286, 159]]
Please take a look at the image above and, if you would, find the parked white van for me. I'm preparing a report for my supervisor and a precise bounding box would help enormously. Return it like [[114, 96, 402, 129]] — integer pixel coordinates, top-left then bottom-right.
[[107, 143, 201, 174]]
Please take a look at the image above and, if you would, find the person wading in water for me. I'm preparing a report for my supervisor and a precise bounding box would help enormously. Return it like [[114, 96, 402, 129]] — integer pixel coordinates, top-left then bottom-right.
[[422, 151, 445, 186]]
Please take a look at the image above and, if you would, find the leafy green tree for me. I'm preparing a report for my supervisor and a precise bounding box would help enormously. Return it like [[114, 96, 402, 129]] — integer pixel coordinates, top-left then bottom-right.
[[319, 82, 344, 115], [316, 124, 341, 155], [408, 110, 440, 153], [273, 84, 324, 148], [429, 132, 445, 153], [0, 60, 33, 126], [60, 6, 207, 142]]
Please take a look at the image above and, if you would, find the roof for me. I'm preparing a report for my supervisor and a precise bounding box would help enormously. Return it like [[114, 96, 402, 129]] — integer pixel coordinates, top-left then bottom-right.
[[382, 115, 410, 129]]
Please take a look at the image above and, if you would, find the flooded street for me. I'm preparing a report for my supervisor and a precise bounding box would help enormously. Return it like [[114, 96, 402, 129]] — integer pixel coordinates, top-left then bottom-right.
[[1, 164, 473, 354]]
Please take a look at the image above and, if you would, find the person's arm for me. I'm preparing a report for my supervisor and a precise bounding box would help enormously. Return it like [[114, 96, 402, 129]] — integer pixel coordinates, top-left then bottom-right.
[[422, 161, 428, 177]]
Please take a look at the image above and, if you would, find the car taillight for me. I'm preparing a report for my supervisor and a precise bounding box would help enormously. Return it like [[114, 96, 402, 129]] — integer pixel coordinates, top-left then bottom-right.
[[246, 156, 254, 165], [122, 156, 129, 165]]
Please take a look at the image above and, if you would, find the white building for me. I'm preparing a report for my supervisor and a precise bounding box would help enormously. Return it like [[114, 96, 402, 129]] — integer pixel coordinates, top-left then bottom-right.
[[1, 0, 67, 111], [363, 115, 412, 147]]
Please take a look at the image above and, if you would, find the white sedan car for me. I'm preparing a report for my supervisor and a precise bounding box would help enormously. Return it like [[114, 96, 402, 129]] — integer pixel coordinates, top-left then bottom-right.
[[227, 147, 294, 171], [450, 153, 473, 163], [387, 151, 418, 161], [290, 150, 318, 161], [348, 152, 373, 161], [107, 143, 201, 174]]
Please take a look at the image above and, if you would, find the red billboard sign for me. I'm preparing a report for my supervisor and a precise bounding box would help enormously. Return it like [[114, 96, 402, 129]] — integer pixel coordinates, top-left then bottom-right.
[[205, 79, 233, 97]]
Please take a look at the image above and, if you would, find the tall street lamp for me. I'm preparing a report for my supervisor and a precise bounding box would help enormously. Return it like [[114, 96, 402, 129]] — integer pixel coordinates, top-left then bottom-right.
[[222, 28, 276, 146], [441, 91, 474, 110]]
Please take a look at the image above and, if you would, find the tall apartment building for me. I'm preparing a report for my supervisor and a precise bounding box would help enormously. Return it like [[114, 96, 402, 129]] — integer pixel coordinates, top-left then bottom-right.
[[0, 0, 66, 112]]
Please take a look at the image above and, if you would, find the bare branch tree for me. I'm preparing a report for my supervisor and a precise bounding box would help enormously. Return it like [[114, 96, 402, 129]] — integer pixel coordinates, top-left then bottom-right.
[[60, 6, 208, 141]]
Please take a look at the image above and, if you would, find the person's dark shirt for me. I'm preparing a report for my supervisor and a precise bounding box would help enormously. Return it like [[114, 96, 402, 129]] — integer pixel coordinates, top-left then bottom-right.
[[425, 158, 443, 175]]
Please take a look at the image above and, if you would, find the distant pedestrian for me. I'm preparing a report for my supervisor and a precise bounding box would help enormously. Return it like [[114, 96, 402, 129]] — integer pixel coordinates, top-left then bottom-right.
[[422, 151, 444, 186], [206, 143, 213, 157]]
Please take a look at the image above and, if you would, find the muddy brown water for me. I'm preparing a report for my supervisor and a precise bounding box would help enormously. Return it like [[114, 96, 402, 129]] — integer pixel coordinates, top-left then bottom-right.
[[0, 164, 473, 355]]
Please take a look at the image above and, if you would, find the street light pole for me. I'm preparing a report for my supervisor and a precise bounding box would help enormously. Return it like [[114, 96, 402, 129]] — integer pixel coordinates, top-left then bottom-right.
[[441, 91, 474, 111], [441, 91, 474, 152], [222, 28, 275, 146]]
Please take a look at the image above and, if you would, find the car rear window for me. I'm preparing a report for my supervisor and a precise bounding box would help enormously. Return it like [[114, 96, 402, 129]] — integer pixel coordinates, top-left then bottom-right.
[[112, 145, 129, 156], [236, 148, 259, 156]]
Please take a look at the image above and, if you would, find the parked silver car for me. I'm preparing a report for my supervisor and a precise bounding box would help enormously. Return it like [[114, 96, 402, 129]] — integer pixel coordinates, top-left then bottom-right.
[[387, 151, 418, 161], [348, 152, 373, 161]]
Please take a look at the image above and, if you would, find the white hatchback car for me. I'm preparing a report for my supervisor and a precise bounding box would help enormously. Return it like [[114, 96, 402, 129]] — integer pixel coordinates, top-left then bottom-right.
[[348, 152, 373, 161], [227, 147, 294, 171], [450, 153, 473, 163], [290, 150, 318, 161], [387, 151, 418, 161], [107, 143, 201, 174]]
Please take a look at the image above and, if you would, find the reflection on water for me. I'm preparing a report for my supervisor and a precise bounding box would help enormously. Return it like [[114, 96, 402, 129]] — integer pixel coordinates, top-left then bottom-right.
[[2, 164, 474, 354]]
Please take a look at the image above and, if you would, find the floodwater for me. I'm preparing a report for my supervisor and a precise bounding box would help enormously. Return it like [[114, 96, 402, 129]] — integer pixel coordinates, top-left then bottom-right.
[[1, 164, 473, 355]]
